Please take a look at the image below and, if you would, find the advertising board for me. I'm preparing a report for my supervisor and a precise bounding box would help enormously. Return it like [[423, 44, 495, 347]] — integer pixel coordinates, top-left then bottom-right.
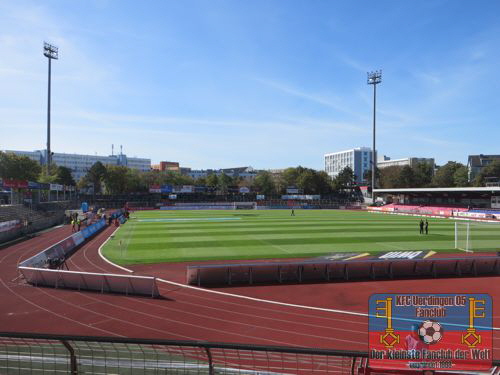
[[369, 293, 492, 372]]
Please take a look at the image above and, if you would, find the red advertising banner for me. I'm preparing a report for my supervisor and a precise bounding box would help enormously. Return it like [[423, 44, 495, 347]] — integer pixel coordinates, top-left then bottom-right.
[[2, 179, 29, 189]]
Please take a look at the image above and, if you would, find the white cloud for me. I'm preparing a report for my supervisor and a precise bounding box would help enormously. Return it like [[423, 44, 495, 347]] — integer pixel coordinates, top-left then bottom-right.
[[254, 77, 364, 119]]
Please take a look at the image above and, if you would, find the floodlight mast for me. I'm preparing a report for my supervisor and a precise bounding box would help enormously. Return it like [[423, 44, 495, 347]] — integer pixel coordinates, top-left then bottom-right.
[[43, 42, 58, 173], [367, 70, 382, 201]]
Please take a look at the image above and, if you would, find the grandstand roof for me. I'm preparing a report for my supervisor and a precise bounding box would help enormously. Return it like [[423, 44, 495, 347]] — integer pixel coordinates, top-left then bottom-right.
[[374, 187, 500, 193]]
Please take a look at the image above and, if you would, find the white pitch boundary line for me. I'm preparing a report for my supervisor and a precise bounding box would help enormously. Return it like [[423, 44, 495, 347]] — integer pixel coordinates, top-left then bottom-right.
[[97, 226, 500, 330], [98, 232, 364, 317], [98, 227, 134, 273]]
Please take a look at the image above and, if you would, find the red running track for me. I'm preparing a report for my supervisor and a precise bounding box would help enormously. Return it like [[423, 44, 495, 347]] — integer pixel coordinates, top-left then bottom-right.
[[1, 224, 500, 358]]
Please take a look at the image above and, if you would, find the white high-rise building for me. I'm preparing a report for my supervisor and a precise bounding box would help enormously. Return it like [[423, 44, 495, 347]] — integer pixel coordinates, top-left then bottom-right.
[[3, 149, 151, 181], [324, 147, 373, 184]]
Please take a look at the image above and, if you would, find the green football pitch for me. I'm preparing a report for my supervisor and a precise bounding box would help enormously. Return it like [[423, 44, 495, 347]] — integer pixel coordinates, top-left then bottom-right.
[[100, 209, 500, 266]]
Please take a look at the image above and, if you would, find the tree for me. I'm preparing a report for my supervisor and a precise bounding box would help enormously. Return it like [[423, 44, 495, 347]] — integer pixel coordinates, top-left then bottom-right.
[[314, 171, 333, 194], [332, 166, 356, 190], [103, 165, 129, 194], [172, 172, 194, 186], [397, 166, 416, 188], [0, 151, 42, 181], [83, 161, 107, 194], [126, 169, 147, 192], [206, 173, 218, 187], [194, 177, 207, 186], [432, 162, 465, 187], [272, 173, 286, 194], [364, 167, 381, 187], [296, 169, 317, 193], [217, 173, 232, 193], [474, 160, 500, 187], [378, 166, 403, 189], [253, 171, 275, 195], [56, 166, 76, 186], [295, 169, 332, 194], [140, 170, 162, 187], [453, 165, 469, 187], [413, 163, 433, 187], [282, 167, 304, 187], [38, 163, 59, 184]]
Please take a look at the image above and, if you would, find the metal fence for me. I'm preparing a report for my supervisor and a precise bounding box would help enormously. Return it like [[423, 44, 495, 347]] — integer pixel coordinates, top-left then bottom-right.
[[18, 268, 160, 297], [1, 333, 499, 374], [0, 332, 365, 375], [187, 256, 500, 287]]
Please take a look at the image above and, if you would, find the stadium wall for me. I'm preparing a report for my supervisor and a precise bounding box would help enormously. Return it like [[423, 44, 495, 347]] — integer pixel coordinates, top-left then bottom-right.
[[187, 256, 500, 286]]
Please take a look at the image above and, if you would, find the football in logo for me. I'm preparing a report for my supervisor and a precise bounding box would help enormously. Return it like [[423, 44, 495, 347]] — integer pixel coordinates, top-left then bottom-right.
[[418, 320, 444, 344]]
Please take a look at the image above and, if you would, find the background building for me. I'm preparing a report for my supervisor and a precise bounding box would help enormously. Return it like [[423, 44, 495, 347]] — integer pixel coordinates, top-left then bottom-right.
[[324, 147, 373, 184], [467, 154, 500, 182], [3, 149, 151, 181], [377, 157, 435, 170], [151, 161, 180, 172]]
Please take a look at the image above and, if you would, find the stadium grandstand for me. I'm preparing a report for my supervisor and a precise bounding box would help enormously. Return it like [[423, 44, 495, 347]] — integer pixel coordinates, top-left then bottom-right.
[[374, 187, 500, 209], [0, 202, 73, 244]]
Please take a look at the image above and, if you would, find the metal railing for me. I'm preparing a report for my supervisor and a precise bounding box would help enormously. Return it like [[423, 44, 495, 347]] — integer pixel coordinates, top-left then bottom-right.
[[1, 332, 498, 374], [0, 332, 365, 374]]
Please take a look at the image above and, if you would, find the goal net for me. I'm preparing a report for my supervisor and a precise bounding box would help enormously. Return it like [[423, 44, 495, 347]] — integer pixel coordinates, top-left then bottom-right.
[[454, 221, 500, 252]]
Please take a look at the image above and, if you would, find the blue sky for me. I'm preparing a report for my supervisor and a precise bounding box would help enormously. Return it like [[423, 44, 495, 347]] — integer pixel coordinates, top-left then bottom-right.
[[1, 0, 500, 170]]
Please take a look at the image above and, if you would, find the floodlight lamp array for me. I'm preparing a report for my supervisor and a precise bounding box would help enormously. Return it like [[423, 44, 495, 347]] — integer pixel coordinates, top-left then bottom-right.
[[367, 70, 382, 85], [43, 42, 59, 59]]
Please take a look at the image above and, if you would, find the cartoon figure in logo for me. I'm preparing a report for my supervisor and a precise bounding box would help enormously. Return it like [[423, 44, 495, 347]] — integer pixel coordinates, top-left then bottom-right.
[[405, 324, 430, 351], [418, 320, 444, 345]]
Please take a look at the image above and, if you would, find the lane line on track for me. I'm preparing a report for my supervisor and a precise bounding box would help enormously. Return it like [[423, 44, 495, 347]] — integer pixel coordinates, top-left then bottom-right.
[[75, 232, 367, 345], [97, 226, 500, 331], [81, 237, 369, 329], [97, 229, 369, 318], [0, 229, 123, 337]]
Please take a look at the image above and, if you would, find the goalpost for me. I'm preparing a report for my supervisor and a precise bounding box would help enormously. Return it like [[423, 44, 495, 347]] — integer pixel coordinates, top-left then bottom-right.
[[454, 221, 500, 253]]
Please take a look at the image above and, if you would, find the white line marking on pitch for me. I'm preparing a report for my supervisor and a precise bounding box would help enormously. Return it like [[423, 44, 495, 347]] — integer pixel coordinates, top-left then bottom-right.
[[254, 237, 292, 254], [97, 229, 500, 330], [98, 236, 365, 318]]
